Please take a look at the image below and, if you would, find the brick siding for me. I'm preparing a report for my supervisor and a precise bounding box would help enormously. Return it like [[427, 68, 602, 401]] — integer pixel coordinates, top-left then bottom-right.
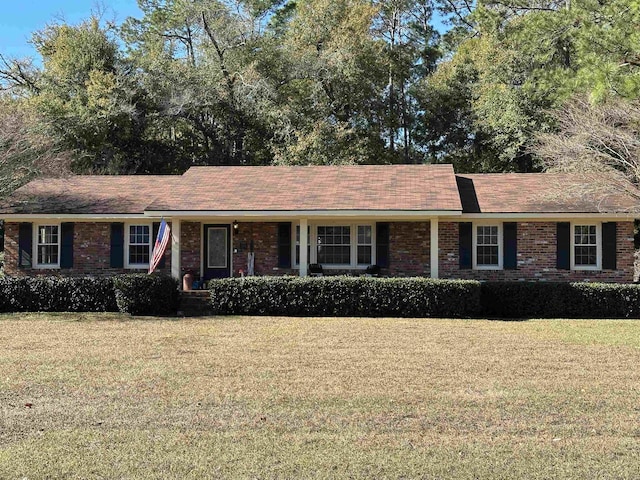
[[386, 221, 430, 276], [3, 220, 635, 282], [439, 221, 635, 282], [4, 222, 171, 277], [232, 222, 294, 276], [180, 222, 201, 277]]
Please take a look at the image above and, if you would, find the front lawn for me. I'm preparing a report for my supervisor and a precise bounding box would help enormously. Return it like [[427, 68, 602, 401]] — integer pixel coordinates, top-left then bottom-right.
[[1, 314, 639, 479]]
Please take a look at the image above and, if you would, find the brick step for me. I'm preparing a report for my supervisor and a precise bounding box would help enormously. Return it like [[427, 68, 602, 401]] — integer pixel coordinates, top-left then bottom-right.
[[179, 290, 213, 317]]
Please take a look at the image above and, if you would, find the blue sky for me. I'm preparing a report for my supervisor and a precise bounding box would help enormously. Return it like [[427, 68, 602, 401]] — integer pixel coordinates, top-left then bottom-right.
[[0, 0, 143, 59], [1, 1, 450, 60]]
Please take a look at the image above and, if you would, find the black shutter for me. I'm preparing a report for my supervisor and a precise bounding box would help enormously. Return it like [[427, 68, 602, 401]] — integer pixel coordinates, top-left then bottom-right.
[[602, 222, 617, 270], [60, 222, 74, 269], [152, 222, 166, 269], [110, 223, 125, 268], [18, 222, 33, 268], [376, 222, 390, 268], [556, 222, 570, 270], [503, 222, 517, 270], [277, 223, 292, 268], [459, 222, 472, 269]]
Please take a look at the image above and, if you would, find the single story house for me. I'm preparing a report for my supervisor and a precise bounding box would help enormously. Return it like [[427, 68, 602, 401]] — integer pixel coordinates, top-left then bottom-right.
[[0, 164, 637, 283]]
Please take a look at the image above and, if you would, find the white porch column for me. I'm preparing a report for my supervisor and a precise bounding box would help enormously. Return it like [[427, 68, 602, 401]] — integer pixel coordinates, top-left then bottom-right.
[[299, 218, 308, 277], [171, 218, 181, 282], [430, 217, 439, 279]]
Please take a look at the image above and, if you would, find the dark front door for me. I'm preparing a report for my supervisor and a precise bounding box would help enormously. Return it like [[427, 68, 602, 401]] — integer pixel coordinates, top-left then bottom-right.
[[203, 224, 231, 280]]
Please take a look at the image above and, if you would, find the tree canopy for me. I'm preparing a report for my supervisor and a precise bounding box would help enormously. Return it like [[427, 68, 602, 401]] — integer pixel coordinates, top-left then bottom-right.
[[1, 0, 639, 191]]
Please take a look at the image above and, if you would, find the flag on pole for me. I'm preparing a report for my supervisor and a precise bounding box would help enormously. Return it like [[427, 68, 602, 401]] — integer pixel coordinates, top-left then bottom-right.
[[149, 219, 171, 274]]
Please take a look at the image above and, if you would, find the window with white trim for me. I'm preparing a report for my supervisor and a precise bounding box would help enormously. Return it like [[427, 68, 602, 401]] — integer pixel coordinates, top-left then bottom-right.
[[35, 225, 60, 267], [317, 226, 351, 265], [573, 224, 600, 269], [127, 224, 151, 267], [357, 225, 372, 265], [293, 223, 376, 268], [473, 224, 502, 269]]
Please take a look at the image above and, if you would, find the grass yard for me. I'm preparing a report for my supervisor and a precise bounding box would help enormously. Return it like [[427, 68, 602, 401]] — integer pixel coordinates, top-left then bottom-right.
[[1, 315, 640, 479]]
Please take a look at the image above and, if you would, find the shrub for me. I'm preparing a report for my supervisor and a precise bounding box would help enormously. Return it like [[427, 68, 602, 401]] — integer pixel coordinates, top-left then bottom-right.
[[0, 276, 117, 313], [481, 282, 640, 319], [113, 274, 179, 316], [209, 276, 482, 318]]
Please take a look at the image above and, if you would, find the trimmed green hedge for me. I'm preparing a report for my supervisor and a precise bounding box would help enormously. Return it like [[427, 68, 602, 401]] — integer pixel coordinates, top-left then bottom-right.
[[0, 274, 178, 316], [209, 276, 482, 317], [1, 275, 639, 319], [481, 282, 640, 319], [0, 277, 118, 313], [113, 274, 180, 316]]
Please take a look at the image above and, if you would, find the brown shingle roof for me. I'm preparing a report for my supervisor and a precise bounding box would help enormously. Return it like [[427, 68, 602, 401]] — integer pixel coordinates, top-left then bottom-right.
[[147, 164, 462, 212], [457, 174, 637, 213], [1, 167, 636, 216], [0, 176, 179, 214]]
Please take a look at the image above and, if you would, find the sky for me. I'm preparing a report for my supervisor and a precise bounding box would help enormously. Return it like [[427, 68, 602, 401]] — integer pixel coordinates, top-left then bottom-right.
[[1, 1, 450, 61], [0, 0, 143, 59]]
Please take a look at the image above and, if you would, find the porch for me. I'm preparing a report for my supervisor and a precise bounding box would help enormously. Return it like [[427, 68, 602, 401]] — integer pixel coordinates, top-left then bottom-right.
[[168, 218, 441, 286]]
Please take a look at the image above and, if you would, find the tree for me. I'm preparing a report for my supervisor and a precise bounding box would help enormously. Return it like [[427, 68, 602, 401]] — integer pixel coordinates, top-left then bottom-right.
[[0, 96, 71, 201], [534, 96, 640, 211], [267, 0, 391, 165], [24, 18, 164, 174], [416, 0, 640, 172]]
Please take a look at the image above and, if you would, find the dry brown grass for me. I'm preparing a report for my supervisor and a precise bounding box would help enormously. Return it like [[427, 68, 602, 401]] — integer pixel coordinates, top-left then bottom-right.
[[1, 314, 640, 479]]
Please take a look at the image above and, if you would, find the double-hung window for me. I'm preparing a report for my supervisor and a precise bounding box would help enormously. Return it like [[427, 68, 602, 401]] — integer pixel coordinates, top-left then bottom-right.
[[357, 225, 372, 265], [127, 224, 151, 267], [474, 224, 501, 269], [572, 224, 600, 269], [35, 225, 60, 268], [294, 223, 375, 268], [317, 226, 351, 265]]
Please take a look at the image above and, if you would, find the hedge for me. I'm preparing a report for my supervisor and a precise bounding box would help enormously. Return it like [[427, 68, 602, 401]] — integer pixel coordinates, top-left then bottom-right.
[[113, 274, 180, 316], [209, 276, 482, 317], [481, 282, 640, 319], [0, 274, 178, 316], [0, 276, 118, 313], [1, 274, 639, 319]]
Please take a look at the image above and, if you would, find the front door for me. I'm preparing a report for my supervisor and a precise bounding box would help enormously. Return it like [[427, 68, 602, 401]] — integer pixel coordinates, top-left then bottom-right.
[[203, 224, 231, 280]]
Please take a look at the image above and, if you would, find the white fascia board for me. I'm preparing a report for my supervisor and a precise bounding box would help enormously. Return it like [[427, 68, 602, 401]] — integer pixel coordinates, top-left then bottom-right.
[[1, 213, 150, 221], [143, 210, 463, 220], [455, 212, 638, 221]]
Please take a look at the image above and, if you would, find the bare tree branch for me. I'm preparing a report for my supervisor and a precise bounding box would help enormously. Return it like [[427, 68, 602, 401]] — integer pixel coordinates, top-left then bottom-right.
[[533, 96, 640, 212]]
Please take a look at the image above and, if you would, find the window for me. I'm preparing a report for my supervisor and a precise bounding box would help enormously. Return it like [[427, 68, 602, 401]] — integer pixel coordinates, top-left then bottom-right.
[[474, 224, 501, 269], [573, 224, 600, 269], [127, 224, 151, 267], [357, 225, 372, 265], [317, 226, 351, 265], [295, 225, 311, 266], [294, 223, 375, 268], [35, 225, 60, 267]]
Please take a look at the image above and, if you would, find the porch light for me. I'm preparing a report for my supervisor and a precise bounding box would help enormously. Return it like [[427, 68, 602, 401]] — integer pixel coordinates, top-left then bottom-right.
[[233, 220, 239, 232]]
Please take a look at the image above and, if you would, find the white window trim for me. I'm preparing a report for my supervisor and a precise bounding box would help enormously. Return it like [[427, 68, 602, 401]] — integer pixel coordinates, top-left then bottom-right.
[[125, 222, 153, 269], [571, 222, 602, 271], [292, 222, 376, 269], [472, 222, 503, 270], [33, 223, 61, 269], [356, 225, 374, 266]]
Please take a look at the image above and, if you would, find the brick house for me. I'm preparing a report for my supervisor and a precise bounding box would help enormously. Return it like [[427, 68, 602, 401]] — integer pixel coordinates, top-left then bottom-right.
[[0, 164, 637, 284]]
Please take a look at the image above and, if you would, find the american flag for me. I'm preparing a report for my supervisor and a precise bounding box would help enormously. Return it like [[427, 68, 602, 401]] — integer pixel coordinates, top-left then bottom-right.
[[149, 219, 171, 274]]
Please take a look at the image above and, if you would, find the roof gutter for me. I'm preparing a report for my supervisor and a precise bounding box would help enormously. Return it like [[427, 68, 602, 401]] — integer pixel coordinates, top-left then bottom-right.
[[142, 209, 463, 219]]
